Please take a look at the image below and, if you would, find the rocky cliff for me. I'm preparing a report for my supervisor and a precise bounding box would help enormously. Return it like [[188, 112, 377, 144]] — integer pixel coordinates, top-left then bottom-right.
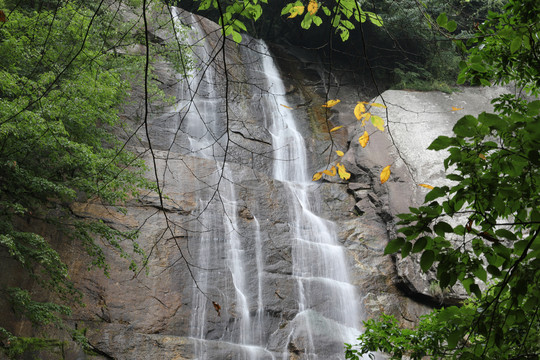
[[0, 5, 519, 360]]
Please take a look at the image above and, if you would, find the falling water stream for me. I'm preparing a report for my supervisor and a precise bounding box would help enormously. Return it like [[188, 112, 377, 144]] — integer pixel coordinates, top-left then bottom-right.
[[254, 42, 362, 359], [171, 8, 363, 359]]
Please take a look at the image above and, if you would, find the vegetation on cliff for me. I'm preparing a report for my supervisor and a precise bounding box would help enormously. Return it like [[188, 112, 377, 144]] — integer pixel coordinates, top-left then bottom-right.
[[0, 0, 172, 356]]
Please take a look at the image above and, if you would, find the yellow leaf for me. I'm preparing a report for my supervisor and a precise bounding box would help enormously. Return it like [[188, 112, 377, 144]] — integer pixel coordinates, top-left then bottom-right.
[[330, 125, 343, 132], [280, 104, 293, 109], [322, 99, 341, 108], [451, 106, 463, 111], [380, 165, 391, 184], [323, 166, 337, 176], [368, 102, 387, 108], [479, 153, 486, 160], [358, 131, 369, 148], [307, 0, 318, 15], [371, 115, 385, 131], [336, 150, 344, 156], [418, 183, 434, 189], [359, 112, 371, 126], [354, 102, 366, 120], [312, 172, 323, 181], [288, 5, 304, 18], [337, 163, 351, 180]]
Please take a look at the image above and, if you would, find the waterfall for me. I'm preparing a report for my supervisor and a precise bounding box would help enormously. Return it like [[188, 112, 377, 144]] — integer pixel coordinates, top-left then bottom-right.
[[171, 8, 364, 359], [172, 9, 273, 359], [253, 42, 362, 359]]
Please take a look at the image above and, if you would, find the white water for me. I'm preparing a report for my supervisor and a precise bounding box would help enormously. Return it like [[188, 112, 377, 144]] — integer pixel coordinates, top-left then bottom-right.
[[172, 8, 363, 359], [253, 42, 362, 358], [172, 9, 272, 359], [172, 10, 225, 160]]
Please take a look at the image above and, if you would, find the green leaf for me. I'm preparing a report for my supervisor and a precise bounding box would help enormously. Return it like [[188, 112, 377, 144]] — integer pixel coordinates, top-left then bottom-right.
[[469, 283, 481, 297], [339, 28, 350, 41], [495, 228, 517, 240], [428, 136, 455, 150], [434, 221, 453, 236], [301, 14, 313, 29], [453, 115, 478, 137], [486, 252, 505, 267], [447, 174, 464, 181], [439, 270, 455, 288], [480, 78, 491, 86], [232, 31, 242, 43], [447, 329, 462, 349], [233, 19, 247, 32], [322, 6, 331, 16], [528, 100, 540, 114], [367, 12, 383, 27], [412, 237, 428, 253], [514, 240, 529, 255], [425, 187, 446, 202], [480, 112, 506, 129], [471, 63, 486, 72], [332, 14, 341, 27], [473, 265, 487, 283], [438, 306, 459, 321], [446, 20, 457, 32], [454, 225, 466, 235], [493, 243, 511, 259], [385, 237, 405, 254], [510, 36, 522, 53], [472, 238, 484, 256], [342, 19, 354, 30], [487, 264, 502, 277], [470, 55, 482, 63], [401, 241, 413, 257], [436, 13, 448, 27], [280, 4, 293, 15], [420, 250, 435, 272], [523, 297, 538, 311]]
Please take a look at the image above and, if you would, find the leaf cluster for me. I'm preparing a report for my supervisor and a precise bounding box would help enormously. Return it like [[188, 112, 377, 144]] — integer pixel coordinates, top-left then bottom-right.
[[281, 0, 382, 41], [191, 0, 383, 44], [311, 101, 388, 183], [195, 0, 267, 42], [456, 0, 540, 94]]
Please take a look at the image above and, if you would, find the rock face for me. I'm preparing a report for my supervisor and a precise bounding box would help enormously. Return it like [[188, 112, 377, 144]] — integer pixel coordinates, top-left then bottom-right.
[[0, 6, 520, 360], [326, 87, 514, 308]]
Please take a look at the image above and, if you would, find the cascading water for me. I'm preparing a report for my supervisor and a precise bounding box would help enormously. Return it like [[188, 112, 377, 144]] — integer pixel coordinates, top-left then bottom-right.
[[172, 9, 273, 359], [171, 8, 364, 359], [253, 42, 363, 359], [171, 10, 225, 160]]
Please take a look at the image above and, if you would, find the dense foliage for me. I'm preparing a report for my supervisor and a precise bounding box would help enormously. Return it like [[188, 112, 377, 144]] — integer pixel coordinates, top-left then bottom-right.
[[361, 0, 506, 91], [346, 0, 540, 358], [188, 0, 384, 43], [0, 0, 170, 356]]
